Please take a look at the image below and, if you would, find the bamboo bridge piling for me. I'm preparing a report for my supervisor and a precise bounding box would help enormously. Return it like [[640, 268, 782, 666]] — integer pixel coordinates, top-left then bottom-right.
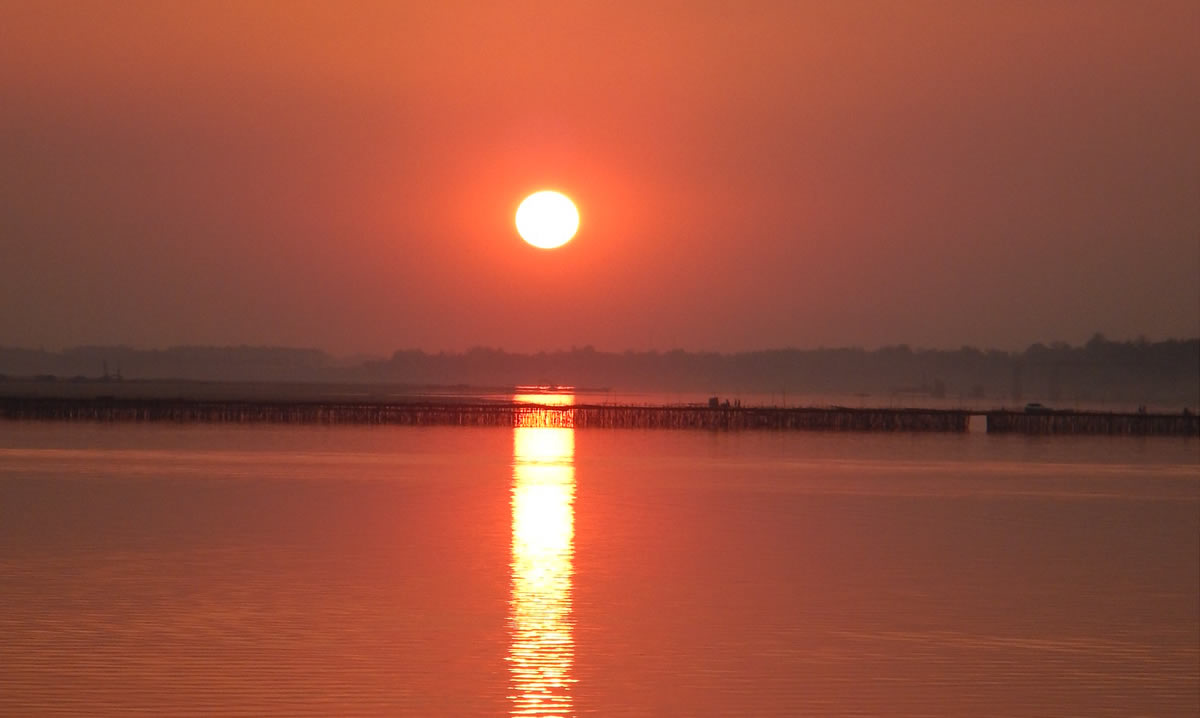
[[0, 397, 968, 432]]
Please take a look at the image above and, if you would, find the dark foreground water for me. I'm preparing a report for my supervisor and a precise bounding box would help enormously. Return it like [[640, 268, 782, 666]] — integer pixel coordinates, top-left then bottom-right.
[[1, 422, 1196, 716]]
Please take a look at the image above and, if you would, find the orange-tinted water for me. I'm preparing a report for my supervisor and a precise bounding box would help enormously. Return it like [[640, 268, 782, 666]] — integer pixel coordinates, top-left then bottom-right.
[[1, 422, 1196, 716]]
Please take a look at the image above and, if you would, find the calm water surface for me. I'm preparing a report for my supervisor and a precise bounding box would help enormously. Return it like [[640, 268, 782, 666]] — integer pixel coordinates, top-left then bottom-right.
[[1, 421, 1197, 716]]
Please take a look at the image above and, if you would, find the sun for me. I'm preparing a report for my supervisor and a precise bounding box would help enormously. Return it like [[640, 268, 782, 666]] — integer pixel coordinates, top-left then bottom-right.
[[515, 191, 579, 249]]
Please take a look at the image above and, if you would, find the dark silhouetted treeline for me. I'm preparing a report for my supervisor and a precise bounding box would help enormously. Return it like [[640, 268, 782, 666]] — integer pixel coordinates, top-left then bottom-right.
[[0, 335, 1196, 407]]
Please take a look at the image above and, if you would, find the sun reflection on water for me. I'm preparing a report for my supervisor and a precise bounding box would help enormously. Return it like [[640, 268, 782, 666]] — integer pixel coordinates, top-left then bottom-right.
[[508, 395, 576, 717]]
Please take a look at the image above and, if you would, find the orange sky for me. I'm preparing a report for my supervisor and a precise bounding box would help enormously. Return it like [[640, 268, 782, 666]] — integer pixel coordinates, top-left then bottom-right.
[[2, 1, 1197, 354]]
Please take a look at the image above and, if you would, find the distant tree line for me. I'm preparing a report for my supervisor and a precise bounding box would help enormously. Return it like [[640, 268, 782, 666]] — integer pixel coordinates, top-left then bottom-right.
[[1, 335, 1196, 407], [0, 345, 335, 383], [364, 335, 1197, 406]]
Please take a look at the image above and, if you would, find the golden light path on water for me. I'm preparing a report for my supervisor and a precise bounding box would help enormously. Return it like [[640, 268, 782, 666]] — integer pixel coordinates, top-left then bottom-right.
[[509, 393, 576, 717]]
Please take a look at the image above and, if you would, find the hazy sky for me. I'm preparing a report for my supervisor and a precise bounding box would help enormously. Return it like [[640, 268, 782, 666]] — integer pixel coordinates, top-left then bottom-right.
[[2, 1, 1197, 354]]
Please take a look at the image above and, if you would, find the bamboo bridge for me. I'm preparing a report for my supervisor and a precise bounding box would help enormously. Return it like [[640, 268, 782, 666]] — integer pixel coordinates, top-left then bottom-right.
[[1, 396, 1195, 435]]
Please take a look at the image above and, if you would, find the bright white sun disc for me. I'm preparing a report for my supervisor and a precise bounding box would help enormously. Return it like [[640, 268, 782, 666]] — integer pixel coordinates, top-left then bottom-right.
[[516, 191, 579, 249]]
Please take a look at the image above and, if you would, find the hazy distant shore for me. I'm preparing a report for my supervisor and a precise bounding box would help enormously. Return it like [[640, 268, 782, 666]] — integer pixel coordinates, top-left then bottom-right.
[[0, 376, 556, 405], [1, 335, 1197, 412]]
